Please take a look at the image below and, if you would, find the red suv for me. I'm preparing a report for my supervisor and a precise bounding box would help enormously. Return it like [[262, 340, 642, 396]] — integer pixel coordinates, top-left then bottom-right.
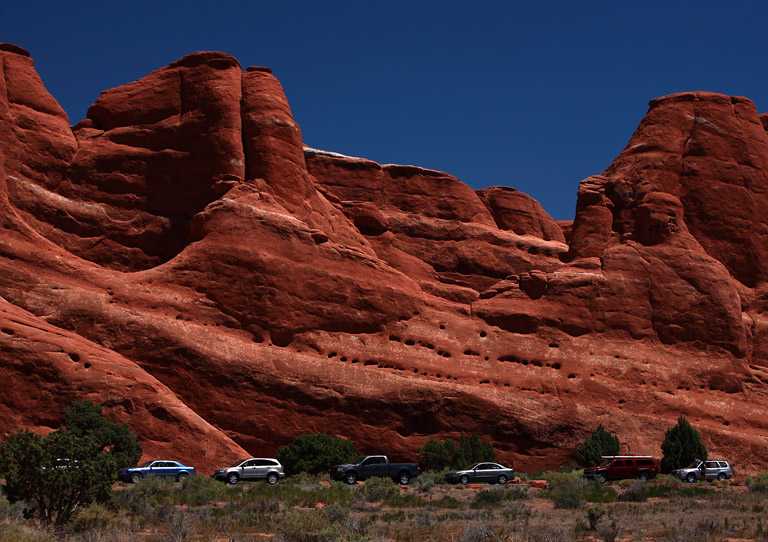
[[583, 456, 659, 483]]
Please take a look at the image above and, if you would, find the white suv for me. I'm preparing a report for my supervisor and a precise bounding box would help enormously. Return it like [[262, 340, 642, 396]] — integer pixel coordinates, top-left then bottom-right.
[[673, 460, 733, 482], [212, 458, 285, 485]]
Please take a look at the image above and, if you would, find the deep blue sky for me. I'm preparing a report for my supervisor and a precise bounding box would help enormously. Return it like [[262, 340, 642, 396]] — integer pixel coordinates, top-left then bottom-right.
[[3, 1, 767, 221]]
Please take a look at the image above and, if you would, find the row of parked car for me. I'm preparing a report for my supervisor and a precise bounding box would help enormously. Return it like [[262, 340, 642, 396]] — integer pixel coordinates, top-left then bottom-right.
[[116, 454, 734, 486], [583, 455, 734, 483]]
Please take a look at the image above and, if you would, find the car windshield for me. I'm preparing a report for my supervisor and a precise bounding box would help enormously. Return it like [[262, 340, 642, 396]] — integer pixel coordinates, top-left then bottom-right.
[[599, 459, 613, 467], [686, 461, 702, 468], [230, 459, 249, 467], [465, 464, 480, 470], [137, 461, 153, 468], [352, 457, 367, 465]]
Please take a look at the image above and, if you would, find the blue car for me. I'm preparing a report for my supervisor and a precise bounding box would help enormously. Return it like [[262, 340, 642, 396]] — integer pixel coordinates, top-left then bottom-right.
[[118, 460, 196, 483]]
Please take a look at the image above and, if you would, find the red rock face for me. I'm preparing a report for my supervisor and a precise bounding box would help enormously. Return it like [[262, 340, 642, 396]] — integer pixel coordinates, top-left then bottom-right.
[[2, 47, 768, 474]]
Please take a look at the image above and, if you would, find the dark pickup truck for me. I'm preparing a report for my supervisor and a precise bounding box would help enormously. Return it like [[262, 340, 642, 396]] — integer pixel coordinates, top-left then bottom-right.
[[331, 455, 421, 485]]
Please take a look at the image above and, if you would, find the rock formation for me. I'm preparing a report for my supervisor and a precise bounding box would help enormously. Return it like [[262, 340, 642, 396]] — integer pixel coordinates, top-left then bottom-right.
[[2, 44, 768, 473]]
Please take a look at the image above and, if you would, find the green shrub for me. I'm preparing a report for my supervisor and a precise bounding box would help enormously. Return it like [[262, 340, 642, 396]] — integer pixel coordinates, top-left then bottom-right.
[[575, 425, 620, 467], [417, 433, 495, 471], [748, 472, 768, 493], [554, 492, 582, 509], [596, 519, 623, 542], [543, 472, 614, 504], [362, 477, 400, 502], [279, 509, 334, 542], [660, 416, 707, 473], [176, 474, 228, 506], [121, 476, 177, 520], [276, 433, 358, 476], [68, 503, 116, 534], [432, 495, 461, 508], [472, 489, 506, 507], [586, 504, 607, 530], [416, 470, 445, 493], [617, 488, 647, 502], [582, 482, 617, 503], [0, 427, 119, 526], [63, 401, 142, 469]]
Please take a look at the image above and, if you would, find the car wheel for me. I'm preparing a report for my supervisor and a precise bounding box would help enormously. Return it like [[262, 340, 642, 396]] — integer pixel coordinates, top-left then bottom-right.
[[717, 473, 726, 481], [497, 475, 508, 485], [398, 472, 410, 485], [637, 472, 649, 482], [598, 473, 608, 484], [227, 473, 239, 485], [345, 472, 357, 485], [460, 475, 470, 485], [177, 472, 189, 483], [131, 472, 143, 484], [686, 473, 697, 483], [267, 472, 279, 485]]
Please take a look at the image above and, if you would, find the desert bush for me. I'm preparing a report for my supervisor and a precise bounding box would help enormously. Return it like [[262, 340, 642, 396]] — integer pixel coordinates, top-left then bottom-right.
[[575, 425, 620, 467], [581, 481, 617, 503], [748, 471, 768, 493], [596, 519, 623, 542], [362, 477, 399, 503], [472, 489, 506, 507], [661, 416, 707, 473], [506, 525, 575, 541], [470, 487, 527, 509], [540, 471, 582, 493], [121, 476, 176, 521], [460, 522, 495, 542], [432, 495, 461, 508], [663, 518, 720, 542], [175, 474, 228, 506], [585, 504, 606, 530], [0, 494, 24, 522], [68, 503, 117, 535], [617, 487, 647, 502], [543, 472, 614, 504], [278, 508, 334, 542], [553, 492, 582, 509], [0, 520, 55, 542], [276, 433, 358, 476], [416, 469, 445, 493], [501, 500, 532, 521]]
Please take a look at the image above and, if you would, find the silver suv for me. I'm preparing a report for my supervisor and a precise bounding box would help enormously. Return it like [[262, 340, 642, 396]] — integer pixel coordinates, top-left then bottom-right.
[[212, 458, 285, 485], [672, 460, 733, 483]]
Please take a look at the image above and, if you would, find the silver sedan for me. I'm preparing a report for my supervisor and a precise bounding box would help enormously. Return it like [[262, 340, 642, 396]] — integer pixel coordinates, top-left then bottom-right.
[[444, 462, 514, 485]]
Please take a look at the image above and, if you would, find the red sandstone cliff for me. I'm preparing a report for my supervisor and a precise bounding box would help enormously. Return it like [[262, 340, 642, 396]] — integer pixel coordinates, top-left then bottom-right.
[[2, 44, 768, 473]]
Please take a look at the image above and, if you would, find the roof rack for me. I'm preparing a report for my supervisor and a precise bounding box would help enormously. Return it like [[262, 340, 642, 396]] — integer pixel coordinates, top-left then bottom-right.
[[600, 455, 653, 459]]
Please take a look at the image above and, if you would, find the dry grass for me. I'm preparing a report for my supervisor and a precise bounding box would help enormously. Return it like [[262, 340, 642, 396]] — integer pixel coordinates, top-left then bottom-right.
[[1, 475, 767, 541]]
